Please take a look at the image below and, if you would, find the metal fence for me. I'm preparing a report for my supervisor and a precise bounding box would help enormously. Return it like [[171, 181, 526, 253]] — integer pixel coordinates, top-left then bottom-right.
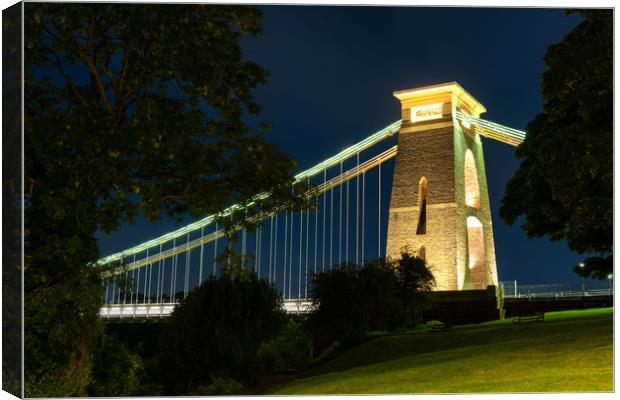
[[499, 280, 613, 299]]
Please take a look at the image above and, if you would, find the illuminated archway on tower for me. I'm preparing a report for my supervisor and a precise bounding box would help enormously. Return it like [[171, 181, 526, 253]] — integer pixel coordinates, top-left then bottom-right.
[[416, 177, 428, 235], [464, 149, 480, 209], [467, 216, 486, 289]]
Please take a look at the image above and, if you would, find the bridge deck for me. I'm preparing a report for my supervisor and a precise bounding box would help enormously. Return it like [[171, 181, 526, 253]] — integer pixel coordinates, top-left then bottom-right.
[[100, 299, 313, 319]]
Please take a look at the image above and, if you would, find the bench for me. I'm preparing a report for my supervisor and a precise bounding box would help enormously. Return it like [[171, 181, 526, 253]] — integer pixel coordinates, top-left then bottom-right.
[[429, 322, 453, 332], [512, 312, 544, 324]]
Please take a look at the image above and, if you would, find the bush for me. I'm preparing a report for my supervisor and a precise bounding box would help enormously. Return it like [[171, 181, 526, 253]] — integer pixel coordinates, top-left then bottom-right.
[[307, 264, 362, 350], [357, 262, 406, 331], [309, 340, 341, 367], [192, 377, 245, 395], [258, 319, 313, 374], [87, 333, 144, 396], [395, 250, 435, 326], [156, 272, 285, 395], [307, 261, 404, 351], [308, 251, 434, 352]]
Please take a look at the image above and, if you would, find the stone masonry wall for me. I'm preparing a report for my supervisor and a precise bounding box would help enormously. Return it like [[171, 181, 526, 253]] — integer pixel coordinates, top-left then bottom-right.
[[386, 117, 499, 291], [386, 124, 459, 290]]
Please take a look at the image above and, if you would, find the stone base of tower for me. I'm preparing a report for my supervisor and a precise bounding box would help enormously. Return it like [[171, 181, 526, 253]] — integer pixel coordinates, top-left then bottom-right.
[[423, 286, 504, 326]]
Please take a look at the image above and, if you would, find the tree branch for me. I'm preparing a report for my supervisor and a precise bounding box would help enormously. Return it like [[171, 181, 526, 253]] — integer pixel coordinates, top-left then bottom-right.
[[50, 51, 89, 108], [81, 51, 115, 116], [80, 17, 115, 116], [118, 45, 130, 94]]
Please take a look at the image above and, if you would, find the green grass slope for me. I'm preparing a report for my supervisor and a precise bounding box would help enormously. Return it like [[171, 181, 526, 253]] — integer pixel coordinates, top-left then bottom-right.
[[271, 308, 613, 394]]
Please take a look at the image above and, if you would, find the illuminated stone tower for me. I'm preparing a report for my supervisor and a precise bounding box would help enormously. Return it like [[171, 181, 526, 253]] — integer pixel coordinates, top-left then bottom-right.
[[385, 82, 498, 291]]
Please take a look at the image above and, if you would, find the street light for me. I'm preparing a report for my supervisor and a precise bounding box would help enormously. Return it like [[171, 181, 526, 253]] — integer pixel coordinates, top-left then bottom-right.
[[607, 273, 613, 293], [579, 262, 585, 293]]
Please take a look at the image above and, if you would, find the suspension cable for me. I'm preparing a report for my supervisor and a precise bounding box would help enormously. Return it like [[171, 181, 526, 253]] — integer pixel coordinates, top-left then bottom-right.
[[356, 152, 359, 266], [274, 214, 278, 286], [346, 167, 350, 264], [123, 260, 129, 305], [288, 209, 294, 299], [255, 226, 260, 274], [330, 186, 334, 269], [257, 225, 262, 277], [298, 208, 303, 299], [283, 211, 288, 299], [145, 248, 150, 303], [254, 227, 263, 279], [305, 207, 309, 298], [156, 243, 162, 303], [184, 233, 190, 297], [105, 277, 109, 305], [131, 253, 136, 304], [117, 257, 124, 304], [171, 238, 176, 302], [198, 227, 204, 285], [339, 161, 343, 265], [378, 162, 381, 260], [213, 223, 218, 276], [111, 276, 116, 305], [242, 222, 247, 268], [269, 215, 274, 282], [322, 169, 327, 271], [314, 195, 318, 276], [361, 172, 365, 267], [135, 257, 140, 304]]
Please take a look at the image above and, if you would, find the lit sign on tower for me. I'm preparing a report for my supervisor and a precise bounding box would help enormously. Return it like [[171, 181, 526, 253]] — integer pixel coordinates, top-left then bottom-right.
[[410, 103, 444, 123]]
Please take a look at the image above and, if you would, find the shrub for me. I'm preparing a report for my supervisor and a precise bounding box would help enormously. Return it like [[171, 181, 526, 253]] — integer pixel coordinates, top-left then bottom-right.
[[307, 251, 434, 352], [357, 262, 406, 331], [309, 340, 341, 367], [192, 377, 245, 395], [87, 333, 144, 396], [307, 261, 405, 351], [258, 319, 313, 374], [307, 264, 362, 350], [156, 272, 285, 395], [395, 250, 435, 326]]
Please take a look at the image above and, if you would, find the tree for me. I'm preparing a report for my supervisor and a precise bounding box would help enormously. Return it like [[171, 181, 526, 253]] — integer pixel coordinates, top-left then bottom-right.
[[395, 249, 435, 325], [500, 9, 612, 279], [307, 252, 434, 352], [156, 272, 285, 395], [257, 319, 313, 375], [87, 333, 144, 397], [3, 4, 24, 397], [24, 4, 298, 396]]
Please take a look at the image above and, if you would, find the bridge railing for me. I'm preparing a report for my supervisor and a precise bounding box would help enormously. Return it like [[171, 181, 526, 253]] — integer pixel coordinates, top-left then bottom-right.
[[500, 280, 613, 299]]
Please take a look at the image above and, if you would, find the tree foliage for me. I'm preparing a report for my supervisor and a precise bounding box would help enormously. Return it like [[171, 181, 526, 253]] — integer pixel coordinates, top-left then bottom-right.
[[499, 9, 612, 278], [24, 3, 298, 396], [87, 333, 144, 396], [156, 273, 285, 395], [257, 319, 314, 374], [395, 249, 436, 325], [3, 4, 24, 397], [307, 251, 435, 352], [572, 255, 613, 280]]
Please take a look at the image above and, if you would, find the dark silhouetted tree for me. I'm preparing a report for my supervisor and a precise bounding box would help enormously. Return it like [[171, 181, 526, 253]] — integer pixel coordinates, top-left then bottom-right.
[[308, 251, 434, 352], [24, 4, 298, 396], [500, 10, 612, 279], [156, 272, 285, 395]]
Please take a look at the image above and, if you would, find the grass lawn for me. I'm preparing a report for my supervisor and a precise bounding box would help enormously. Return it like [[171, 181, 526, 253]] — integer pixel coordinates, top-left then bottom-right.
[[270, 308, 613, 394]]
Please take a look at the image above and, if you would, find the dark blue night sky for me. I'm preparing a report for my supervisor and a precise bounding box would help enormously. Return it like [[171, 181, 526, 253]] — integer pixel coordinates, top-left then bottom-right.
[[97, 6, 590, 286]]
